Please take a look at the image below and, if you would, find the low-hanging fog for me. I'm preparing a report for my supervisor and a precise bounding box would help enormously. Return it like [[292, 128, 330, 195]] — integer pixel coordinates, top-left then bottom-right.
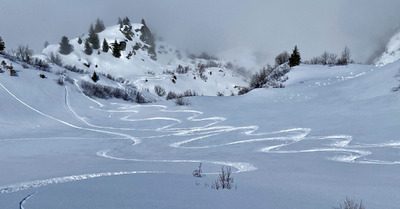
[[1, 0, 400, 68]]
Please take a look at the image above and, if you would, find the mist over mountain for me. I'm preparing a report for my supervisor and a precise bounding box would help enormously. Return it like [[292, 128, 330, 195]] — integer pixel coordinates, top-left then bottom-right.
[[1, 0, 400, 66]]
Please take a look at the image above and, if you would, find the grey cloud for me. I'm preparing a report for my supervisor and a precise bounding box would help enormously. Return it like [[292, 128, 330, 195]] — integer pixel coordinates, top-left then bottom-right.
[[1, 0, 400, 65]]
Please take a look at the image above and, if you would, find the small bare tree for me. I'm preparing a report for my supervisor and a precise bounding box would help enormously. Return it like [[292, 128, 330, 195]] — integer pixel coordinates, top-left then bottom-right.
[[192, 163, 204, 177], [334, 197, 365, 209], [275, 51, 290, 66], [154, 85, 166, 97], [211, 166, 234, 190], [16, 45, 33, 63], [337, 46, 351, 65]]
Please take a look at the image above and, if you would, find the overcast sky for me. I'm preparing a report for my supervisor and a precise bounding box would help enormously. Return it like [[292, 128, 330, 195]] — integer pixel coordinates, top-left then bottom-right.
[[1, 0, 400, 66]]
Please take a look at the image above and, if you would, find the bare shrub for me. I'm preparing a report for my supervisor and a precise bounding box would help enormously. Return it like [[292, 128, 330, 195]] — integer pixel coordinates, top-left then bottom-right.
[[182, 90, 198, 97], [275, 51, 290, 66], [166, 91, 178, 100], [47, 52, 63, 66], [217, 92, 224, 96], [192, 163, 204, 177], [16, 45, 33, 62], [176, 65, 190, 74], [154, 85, 166, 97], [80, 81, 138, 102], [334, 197, 365, 209], [56, 77, 64, 86], [64, 65, 87, 74], [211, 166, 235, 190], [32, 58, 50, 71], [238, 87, 251, 95], [175, 97, 190, 106], [166, 90, 197, 100]]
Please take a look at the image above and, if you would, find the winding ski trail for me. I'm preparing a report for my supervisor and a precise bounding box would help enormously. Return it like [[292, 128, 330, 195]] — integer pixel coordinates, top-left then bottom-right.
[[1, 76, 400, 207]]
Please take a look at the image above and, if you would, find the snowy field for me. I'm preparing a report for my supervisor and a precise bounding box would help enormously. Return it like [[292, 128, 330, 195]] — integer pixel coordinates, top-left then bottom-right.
[[1, 60, 400, 208]]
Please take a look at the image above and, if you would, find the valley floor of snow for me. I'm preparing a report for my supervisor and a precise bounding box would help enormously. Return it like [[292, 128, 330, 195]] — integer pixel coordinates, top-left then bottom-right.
[[1, 61, 400, 209]]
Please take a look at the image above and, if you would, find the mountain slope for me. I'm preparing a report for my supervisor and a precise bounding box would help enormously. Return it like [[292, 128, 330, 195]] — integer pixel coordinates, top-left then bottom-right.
[[375, 29, 400, 66], [42, 22, 248, 97], [1, 53, 400, 208]]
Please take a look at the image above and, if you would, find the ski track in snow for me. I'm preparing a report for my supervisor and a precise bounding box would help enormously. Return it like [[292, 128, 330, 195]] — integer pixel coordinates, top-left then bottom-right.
[[1, 77, 400, 200], [0, 171, 162, 194], [19, 192, 36, 209]]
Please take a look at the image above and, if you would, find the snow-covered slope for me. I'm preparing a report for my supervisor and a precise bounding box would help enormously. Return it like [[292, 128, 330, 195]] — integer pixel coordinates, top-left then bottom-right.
[[42, 22, 248, 97], [375, 29, 400, 67], [1, 50, 400, 208]]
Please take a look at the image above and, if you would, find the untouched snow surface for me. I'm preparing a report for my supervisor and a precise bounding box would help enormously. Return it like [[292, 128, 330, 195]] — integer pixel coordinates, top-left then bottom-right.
[[1, 56, 400, 208]]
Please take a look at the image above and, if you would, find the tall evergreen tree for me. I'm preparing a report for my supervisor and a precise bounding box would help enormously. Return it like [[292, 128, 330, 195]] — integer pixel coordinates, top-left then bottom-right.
[[122, 17, 131, 26], [59, 36, 74, 55], [140, 19, 157, 60], [84, 39, 93, 55], [94, 18, 105, 33], [44, 41, 49, 49], [102, 39, 109, 52], [88, 24, 100, 50], [289, 45, 301, 67], [118, 17, 123, 28], [0, 36, 5, 52], [112, 40, 121, 58]]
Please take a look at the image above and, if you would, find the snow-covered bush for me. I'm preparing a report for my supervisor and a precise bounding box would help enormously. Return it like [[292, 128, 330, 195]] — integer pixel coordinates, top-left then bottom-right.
[[176, 65, 190, 74], [250, 64, 290, 89], [154, 85, 166, 97], [166, 91, 178, 100], [64, 65, 87, 74], [175, 97, 190, 106], [238, 87, 251, 95], [32, 58, 50, 72], [166, 90, 198, 100], [264, 64, 290, 88], [80, 81, 135, 101], [47, 52, 63, 66]]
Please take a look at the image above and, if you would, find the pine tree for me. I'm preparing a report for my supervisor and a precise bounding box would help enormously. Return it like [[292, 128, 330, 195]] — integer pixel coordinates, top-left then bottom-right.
[[84, 39, 93, 55], [140, 19, 157, 60], [289, 45, 301, 67], [44, 41, 49, 49], [122, 17, 131, 26], [102, 39, 109, 52], [88, 24, 100, 50], [59, 36, 74, 55], [0, 36, 5, 52], [94, 18, 105, 33], [112, 40, 121, 58], [118, 17, 123, 28], [91, 71, 99, 82], [77, 37, 83, 44]]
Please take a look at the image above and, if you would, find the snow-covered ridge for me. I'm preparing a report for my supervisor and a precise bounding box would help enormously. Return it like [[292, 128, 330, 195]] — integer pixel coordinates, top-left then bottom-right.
[[41, 21, 248, 97], [375, 29, 400, 67]]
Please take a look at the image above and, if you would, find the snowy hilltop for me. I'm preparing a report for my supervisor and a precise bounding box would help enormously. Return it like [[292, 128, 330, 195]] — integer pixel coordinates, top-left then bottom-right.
[[41, 18, 248, 98], [375, 29, 400, 66]]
